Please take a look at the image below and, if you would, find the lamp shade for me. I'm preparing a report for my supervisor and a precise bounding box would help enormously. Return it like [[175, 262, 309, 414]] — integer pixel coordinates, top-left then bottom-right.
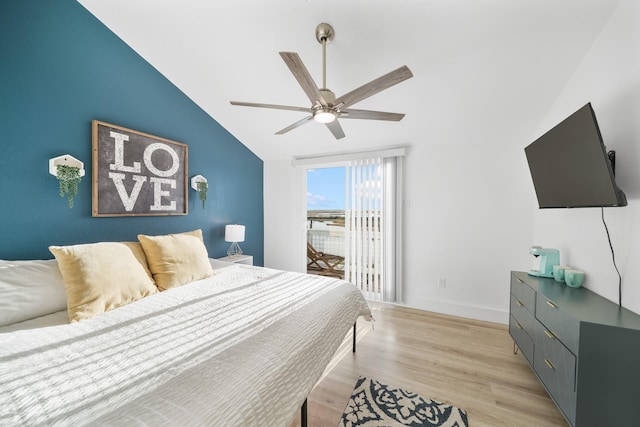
[[225, 224, 245, 243]]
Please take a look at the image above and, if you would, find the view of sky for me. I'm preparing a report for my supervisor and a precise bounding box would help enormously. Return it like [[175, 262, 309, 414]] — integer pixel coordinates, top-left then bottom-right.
[[307, 167, 345, 210]]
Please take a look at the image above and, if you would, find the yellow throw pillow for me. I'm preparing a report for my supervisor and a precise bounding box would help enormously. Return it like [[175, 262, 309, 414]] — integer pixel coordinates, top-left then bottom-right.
[[121, 241, 155, 282], [137, 229, 214, 291], [49, 242, 158, 322]]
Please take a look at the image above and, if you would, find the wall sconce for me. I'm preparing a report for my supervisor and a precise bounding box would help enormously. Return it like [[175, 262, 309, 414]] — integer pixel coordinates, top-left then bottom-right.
[[190, 175, 208, 209], [225, 224, 245, 256], [49, 154, 85, 209]]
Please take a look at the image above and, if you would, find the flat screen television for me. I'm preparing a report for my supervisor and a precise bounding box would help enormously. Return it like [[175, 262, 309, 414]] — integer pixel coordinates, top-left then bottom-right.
[[525, 103, 627, 208]]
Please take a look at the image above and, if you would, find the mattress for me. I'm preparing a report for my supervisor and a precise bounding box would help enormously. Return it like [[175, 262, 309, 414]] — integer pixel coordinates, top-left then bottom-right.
[[0, 264, 370, 426]]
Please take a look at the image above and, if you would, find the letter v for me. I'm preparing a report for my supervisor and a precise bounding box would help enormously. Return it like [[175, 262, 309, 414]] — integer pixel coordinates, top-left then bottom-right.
[[108, 172, 147, 211]]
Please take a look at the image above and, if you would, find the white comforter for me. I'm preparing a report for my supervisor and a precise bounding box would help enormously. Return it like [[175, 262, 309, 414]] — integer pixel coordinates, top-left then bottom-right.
[[0, 264, 370, 426]]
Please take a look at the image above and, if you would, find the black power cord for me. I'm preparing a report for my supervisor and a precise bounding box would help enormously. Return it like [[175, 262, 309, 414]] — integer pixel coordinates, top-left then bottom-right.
[[601, 207, 622, 307]]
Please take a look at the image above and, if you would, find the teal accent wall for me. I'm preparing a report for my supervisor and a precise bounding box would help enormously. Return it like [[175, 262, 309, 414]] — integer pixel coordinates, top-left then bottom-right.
[[0, 0, 264, 264]]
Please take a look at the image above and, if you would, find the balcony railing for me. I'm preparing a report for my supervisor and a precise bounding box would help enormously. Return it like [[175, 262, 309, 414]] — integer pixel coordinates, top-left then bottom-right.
[[307, 212, 383, 299], [307, 228, 345, 279]]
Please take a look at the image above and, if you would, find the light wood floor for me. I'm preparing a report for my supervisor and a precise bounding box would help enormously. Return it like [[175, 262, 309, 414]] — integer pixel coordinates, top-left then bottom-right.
[[290, 303, 568, 427]]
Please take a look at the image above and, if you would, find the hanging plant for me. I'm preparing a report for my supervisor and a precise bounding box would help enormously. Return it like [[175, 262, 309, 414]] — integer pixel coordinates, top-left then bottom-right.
[[197, 180, 208, 209], [56, 164, 82, 208]]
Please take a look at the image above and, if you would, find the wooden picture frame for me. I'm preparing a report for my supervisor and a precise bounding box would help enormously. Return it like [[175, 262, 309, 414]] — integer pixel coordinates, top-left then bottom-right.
[[92, 120, 188, 217]]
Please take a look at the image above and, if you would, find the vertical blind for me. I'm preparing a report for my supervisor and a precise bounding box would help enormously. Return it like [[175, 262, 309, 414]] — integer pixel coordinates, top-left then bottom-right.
[[345, 156, 401, 302]]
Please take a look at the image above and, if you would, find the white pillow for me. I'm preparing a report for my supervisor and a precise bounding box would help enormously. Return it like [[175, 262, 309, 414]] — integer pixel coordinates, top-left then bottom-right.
[[0, 259, 68, 326], [209, 258, 234, 270]]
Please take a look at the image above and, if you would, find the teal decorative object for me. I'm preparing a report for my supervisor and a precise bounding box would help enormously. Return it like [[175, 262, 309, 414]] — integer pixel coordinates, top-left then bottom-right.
[[565, 269, 585, 288]]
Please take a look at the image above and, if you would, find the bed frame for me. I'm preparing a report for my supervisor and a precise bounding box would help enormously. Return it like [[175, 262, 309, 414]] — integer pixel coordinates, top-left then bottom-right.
[[300, 321, 358, 426]]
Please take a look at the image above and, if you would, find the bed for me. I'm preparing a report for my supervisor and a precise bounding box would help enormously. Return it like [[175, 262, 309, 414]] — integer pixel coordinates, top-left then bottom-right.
[[0, 231, 371, 426]]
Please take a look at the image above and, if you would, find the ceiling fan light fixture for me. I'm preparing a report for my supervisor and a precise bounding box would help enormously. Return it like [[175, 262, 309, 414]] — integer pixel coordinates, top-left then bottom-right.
[[313, 108, 337, 123]]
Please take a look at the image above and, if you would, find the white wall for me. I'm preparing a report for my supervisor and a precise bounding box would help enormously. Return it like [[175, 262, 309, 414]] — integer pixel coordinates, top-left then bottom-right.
[[531, 0, 640, 314], [399, 139, 534, 323], [264, 159, 307, 272], [263, 0, 639, 322]]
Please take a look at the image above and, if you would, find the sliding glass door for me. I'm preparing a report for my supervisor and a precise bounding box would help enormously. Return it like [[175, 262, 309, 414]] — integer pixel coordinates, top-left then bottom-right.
[[300, 149, 403, 303]]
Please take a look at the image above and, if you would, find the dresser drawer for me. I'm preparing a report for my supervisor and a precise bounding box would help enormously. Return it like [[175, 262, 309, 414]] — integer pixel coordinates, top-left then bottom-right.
[[536, 294, 580, 354], [510, 294, 536, 338], [534, 321, 577, 425], [510, 275, 536, 313], [509, 315, 534, 365]]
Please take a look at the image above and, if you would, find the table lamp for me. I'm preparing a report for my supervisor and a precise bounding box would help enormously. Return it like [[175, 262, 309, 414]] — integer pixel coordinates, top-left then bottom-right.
[[225, 224, 245, 256]]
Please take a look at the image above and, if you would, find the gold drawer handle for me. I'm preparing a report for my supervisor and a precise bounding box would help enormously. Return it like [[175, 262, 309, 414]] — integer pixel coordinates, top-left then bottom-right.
[[517, 278, 524, 284], [546, 300, 557, 309], [544, 329, 555, 339], [516, 300, 524, 307], [544, 358, 555, 370], [516, 322, 523, 330]]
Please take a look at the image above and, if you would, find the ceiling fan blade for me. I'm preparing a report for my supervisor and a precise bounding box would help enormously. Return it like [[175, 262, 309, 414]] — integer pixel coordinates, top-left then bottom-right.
[[230, 101, 309, 113], [325, 120, 346, 140], [279, 52, 328, 106], [334, 65, 413, 109], [340, 108, 405, 121], [275, 116, 313, 135]]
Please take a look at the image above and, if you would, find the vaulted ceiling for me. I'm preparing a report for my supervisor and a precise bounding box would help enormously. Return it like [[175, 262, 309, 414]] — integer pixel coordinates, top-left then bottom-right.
[[78, 0, 620, 161]]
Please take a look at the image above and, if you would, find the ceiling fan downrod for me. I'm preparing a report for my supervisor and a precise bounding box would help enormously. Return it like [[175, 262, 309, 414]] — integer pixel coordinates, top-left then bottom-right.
[[322, 36, 327, 89], [315, 23, 334, 91], [313, 23, 338, 123]]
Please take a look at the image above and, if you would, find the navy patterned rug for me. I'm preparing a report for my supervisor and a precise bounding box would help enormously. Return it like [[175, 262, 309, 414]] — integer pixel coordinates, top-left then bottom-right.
[[338, 377, 469, 427]]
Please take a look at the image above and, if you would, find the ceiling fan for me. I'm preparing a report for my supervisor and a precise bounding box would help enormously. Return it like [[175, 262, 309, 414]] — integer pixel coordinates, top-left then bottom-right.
[[230, 23, 413, 140]]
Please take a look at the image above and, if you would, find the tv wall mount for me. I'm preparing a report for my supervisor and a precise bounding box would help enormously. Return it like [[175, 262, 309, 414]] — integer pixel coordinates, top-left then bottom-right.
[[608, 150, 616, 175]]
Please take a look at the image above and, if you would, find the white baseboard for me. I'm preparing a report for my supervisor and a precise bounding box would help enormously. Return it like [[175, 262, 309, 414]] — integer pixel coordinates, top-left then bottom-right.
[[395, 296, 509, 324]]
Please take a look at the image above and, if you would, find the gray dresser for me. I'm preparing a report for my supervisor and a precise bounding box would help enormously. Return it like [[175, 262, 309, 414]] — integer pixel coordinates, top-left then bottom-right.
[[509, 271, 640, 426]]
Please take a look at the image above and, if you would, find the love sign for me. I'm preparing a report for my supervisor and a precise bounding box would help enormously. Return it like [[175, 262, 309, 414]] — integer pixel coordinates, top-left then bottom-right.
[[92, 121, 188, 216]]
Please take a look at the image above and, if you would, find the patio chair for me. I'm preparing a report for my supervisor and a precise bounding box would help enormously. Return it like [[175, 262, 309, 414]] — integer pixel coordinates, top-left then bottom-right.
[[307, 242, 344, 278]]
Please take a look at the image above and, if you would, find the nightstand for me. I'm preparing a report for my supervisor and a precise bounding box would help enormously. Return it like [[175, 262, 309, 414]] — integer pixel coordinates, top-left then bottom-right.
[[216, 254, 253, 265]]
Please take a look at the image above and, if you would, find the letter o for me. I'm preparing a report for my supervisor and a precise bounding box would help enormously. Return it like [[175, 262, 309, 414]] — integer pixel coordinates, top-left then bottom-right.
[[143, 143, 180, 177]]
